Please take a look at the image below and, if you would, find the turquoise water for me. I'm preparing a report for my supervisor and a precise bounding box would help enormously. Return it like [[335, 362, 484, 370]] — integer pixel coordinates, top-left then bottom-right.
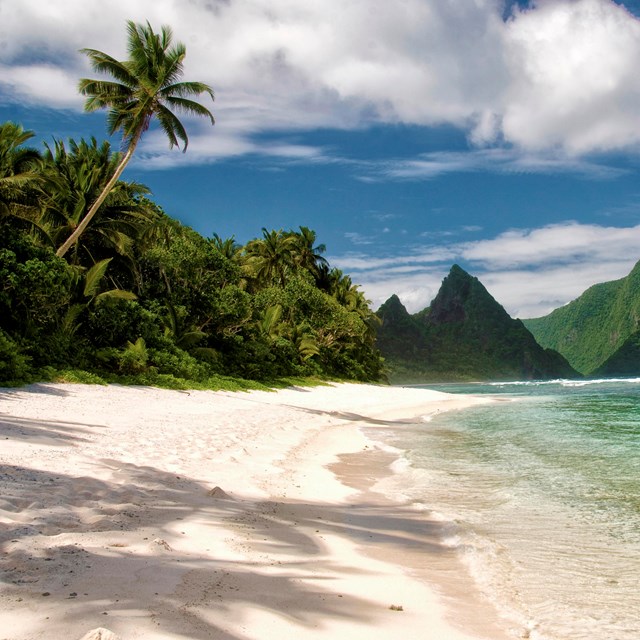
[[372, 378, 640, 640]]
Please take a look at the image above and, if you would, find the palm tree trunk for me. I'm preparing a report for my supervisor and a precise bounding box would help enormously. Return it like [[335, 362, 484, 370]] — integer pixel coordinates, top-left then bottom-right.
[[56, 129, 142, 258]]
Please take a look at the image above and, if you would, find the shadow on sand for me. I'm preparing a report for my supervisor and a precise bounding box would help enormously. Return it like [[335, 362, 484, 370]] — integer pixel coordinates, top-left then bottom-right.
[[0, 452, 453, 639]]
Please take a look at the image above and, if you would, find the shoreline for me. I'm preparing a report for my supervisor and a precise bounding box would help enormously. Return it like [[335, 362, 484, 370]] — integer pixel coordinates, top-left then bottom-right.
[[0, 382, 511, 639], [328, 446, 514, 640]]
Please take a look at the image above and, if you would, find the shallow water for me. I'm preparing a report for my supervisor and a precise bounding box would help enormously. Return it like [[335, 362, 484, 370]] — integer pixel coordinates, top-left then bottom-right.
[[370, 378, 640, 640]]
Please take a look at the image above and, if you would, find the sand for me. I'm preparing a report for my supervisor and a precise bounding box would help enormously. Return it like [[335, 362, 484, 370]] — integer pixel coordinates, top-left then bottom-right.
[[0, 382, 514, 640]]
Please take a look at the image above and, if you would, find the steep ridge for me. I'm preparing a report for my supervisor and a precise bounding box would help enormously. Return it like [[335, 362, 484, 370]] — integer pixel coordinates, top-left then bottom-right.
[[377, 265, 577, 383], [593, 330, 640, 377], [524, 260, 640, 375]]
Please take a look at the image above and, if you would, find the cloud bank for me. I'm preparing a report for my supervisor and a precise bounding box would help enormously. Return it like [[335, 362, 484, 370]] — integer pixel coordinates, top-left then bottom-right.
[[333, 222, 640, 318], [1, 0, 640, 165]]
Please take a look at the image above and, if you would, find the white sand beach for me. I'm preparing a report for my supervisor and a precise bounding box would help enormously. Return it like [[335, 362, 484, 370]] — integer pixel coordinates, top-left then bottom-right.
[[0, 382, 513, 640]]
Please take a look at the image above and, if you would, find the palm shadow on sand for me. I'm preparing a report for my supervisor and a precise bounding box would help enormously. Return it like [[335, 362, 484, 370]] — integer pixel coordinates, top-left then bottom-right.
[[1, 451, 452, 640]]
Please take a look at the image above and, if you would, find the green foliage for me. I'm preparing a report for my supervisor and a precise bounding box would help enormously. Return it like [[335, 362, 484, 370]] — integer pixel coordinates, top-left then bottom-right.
[[0, 112, 383, 388], [0, 122, 42, 224], [40, 136, 158, 267], [524, 260, 640, 375], [51, 368, 108, 385], [119, 337, 149, 374], [593, 330, 640, 376], [0, 228, 74, 342], [138, 218, 241, 328], [148, 346, 215, 380], [0, 329, 32, 383], [85, 298, 162, 348]]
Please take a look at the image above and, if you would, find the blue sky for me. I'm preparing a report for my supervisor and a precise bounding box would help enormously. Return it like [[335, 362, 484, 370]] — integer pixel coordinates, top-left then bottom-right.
[[2, 0, 640, 317]]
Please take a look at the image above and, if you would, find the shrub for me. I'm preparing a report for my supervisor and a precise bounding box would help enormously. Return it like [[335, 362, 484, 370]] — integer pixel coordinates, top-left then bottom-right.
[[0, 330, 32, 384], [85, 299, 163, 348], [148, 346, 213, 381]]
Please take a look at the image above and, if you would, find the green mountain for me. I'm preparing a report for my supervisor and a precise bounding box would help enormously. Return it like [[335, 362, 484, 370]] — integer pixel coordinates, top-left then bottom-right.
[[376, 265, 578, 383], [524, 260, 640, 375], [593, 330, 640, 377]]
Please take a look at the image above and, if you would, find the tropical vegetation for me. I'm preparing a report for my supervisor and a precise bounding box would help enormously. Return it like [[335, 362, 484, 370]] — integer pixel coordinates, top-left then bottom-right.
[[524, 260, 640, 375], [0, 21, 383, 388]]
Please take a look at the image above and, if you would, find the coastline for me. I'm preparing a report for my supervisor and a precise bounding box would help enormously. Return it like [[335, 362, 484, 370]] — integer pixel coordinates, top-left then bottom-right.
[[0, 382, 510, 639]]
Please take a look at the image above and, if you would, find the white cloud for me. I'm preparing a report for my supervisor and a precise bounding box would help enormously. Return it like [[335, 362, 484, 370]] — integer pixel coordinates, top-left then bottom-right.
[[370, 148, 626, 181], [358, 270, 445, 314], [344, 232, 375, 246], [460, 222, 640, 269], [499, 0, 640, 153], [0, 63, 81, 108], [332, 222, 640, 317], [1, 0, 640, 162], [133, 126, 333, 169], [479, 261, 635, 318], [335, 245, 457, 271]]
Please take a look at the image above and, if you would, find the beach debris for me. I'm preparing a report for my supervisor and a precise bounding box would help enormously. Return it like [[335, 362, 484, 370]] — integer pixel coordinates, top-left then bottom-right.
[[207, 486, 233, 500], [78, 628, 121, 640], [389, 604, 404, 611], [151, 538, 172, 551]]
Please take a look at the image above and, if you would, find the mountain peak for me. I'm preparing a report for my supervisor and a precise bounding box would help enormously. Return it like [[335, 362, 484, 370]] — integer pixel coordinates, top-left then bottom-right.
[[449, 263, 468, 275], [378, 294, 408, 316], [427, 263, 508, 326], [376, 264, 577, 383]]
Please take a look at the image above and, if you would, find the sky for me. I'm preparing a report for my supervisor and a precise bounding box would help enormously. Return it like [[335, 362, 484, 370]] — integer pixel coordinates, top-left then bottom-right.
[[2, 0, 640, 318]]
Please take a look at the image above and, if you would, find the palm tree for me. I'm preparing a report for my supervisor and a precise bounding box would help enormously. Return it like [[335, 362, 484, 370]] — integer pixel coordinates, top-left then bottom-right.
[[211, 233, 241, 261], [330, 269, 381, 341], [289, 226, 328, 277], [0, 122, 42, 223], [40, 137, 158, 290], [243, 228, 297, 288], [56, 20, 215, 258]]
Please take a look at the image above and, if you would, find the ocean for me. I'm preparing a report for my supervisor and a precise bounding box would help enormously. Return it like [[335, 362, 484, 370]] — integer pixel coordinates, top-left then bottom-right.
[[370, 378, 640, 640]]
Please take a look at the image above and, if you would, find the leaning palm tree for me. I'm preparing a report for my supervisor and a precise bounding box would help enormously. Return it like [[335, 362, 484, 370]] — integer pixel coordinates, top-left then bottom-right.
[[56, 20, 215, 258], [41, 137, 158, 274]]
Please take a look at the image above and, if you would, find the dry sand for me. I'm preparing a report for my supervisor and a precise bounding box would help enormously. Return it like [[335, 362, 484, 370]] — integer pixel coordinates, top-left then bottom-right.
[[0, 382, 513, 640]]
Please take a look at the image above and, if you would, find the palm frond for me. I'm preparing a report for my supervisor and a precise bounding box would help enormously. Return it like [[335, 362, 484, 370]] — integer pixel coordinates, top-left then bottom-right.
[[161, 46, 187, 85], [79, 79, 133, 100], [260, 305, 283, 337], [165, 96, 215, 123], [79, 49, 136, 87], [94, 289, 138, 303], [61, 304, 85, 335], [83, 257, 112, 298], [298, 336, 320, 360], [161, 81, 214, 100], [155, 105, 188, 150], [176, 330, 207, 349]]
